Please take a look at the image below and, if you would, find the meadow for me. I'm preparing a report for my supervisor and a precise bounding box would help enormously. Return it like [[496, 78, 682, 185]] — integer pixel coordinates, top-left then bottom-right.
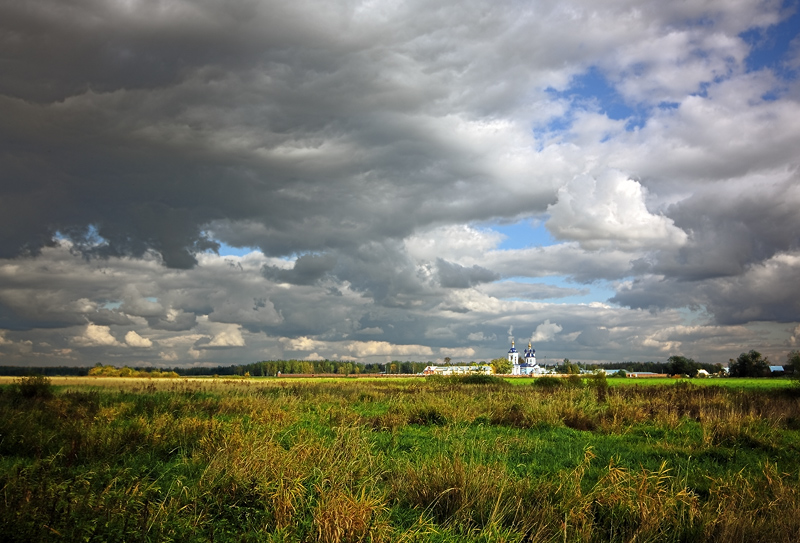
[[1, 375, 799, 542]]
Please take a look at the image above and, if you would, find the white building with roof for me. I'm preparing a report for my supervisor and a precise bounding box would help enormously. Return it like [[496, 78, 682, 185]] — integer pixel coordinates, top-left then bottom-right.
[[507, 339, 546, 375], [422, 364, 493, 376]]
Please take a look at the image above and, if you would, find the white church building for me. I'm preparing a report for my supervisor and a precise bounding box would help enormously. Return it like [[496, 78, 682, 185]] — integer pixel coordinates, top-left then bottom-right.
[[507, 339, 546, 375]]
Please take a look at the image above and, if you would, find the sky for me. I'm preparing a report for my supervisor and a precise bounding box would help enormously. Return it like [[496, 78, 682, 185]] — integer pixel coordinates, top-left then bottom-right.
[[1, 0, 800, 368]]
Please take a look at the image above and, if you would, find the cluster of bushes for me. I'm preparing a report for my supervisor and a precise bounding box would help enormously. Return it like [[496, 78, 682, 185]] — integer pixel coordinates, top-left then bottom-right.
[[88, 365, 179, 378], [11, 374, 53, 398]]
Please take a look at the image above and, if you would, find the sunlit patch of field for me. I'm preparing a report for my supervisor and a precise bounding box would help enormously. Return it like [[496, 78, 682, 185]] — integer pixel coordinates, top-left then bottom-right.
[[506, 376, 795, 390], [1, 374, 799, 542]]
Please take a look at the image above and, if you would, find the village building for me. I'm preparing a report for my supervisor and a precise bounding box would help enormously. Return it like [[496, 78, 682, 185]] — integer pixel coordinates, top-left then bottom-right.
[[508, 339, 546, 375], [422, 364, 493, 376]]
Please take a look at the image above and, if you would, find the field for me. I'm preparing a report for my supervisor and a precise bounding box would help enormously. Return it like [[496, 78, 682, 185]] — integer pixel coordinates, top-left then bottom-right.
[[506, 376, 798, 390], [1, 375, 799, 542]]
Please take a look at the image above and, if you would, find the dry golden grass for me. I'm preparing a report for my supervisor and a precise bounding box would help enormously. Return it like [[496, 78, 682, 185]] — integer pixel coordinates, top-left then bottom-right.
[[2, 375, 799, 542]]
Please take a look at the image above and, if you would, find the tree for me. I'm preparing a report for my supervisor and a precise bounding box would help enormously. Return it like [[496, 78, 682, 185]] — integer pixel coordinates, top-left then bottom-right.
[[787, 350, 800, 380], [728, 350, 770, 377], [562, 358, 580, 374], [667, 355, 698, 377], [491, 357, 513, 375], [443, 357, 452, 365]]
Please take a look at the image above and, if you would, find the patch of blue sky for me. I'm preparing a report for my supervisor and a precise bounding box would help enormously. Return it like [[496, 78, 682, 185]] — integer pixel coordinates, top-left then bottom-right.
[[542, 115, 572, 134], [479, 218, 556, 250], [570, 67, 638, 121], [541, 66, 647, 133], [499, 276, 617, 305], [52, 224, 106, 246], [213, 242, 260, 257], [691, 81, 711, 98], [741, 1, 800, 80]]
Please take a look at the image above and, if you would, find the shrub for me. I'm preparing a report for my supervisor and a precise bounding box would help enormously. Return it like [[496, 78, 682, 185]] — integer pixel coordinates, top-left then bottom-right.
[[14, 374, 53, 398], [533, 376, 563, 389], [565, 374, 585, 388], [562, 408, 597, 431], [489, 403, 529, 428], [457, 374, 507, 385], [424, 374, 447, 385], [408, 407, 447, 426], [587, 372, 609, 402]]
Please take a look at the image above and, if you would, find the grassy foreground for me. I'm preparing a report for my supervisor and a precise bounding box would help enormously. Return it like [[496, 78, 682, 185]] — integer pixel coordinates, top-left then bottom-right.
[[505, 376, 797, 390], [1, 376, 799, 542]]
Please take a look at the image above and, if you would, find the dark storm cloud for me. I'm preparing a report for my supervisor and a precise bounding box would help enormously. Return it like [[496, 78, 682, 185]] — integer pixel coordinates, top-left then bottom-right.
[[0, 0, 341, 103], [262, 253, 337, 285], [0, 301, 84, 331], [612, 254, 800, 326], [0, 0, 563, 269], [436, 258, 499, 288], [611, 172, 800, 324], [146, 311, 198, 332], [576, 326, 611, 347], [480, 281, 588, 301], [636, 174, 800, 281]]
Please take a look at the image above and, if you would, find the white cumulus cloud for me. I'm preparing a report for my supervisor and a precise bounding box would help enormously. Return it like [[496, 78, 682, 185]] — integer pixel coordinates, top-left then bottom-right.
[[125, 330, 153, 348], [547, 170, 688, 251], [531, 320, 563, 343], [72, 324, 121, 347], [207, 325, 246, 347]]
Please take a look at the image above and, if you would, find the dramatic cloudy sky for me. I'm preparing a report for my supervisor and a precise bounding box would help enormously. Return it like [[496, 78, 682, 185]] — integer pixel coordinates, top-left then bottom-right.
[[2, 0, 800, 368]]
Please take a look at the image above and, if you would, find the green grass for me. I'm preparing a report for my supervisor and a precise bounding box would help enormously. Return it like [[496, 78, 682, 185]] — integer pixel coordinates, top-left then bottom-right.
[[1, 377, 799, 542], [505, 376, 796, 390]]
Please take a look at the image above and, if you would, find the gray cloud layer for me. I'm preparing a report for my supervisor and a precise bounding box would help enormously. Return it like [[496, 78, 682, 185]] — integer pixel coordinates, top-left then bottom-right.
[[1, 0, 799, 367]]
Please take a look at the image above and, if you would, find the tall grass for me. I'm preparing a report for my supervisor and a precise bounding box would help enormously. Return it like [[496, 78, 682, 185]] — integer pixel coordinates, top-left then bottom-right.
[[1, 378, 799, 541]]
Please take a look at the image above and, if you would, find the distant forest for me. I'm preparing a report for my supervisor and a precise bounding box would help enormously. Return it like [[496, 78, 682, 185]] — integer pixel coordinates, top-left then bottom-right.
[[600, 359, 725, 375], [0, 357, 730, 377], [0, 360, 430, 377]]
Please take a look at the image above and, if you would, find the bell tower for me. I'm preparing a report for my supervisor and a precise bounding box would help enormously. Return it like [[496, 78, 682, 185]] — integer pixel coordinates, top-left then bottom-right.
[[507, 339, 519, 365]]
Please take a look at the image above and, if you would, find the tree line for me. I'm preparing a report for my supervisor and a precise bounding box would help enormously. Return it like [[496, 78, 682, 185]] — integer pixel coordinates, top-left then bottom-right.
[[600, 356, 725, 376], [0, 350, 797, 377], [602, 351, 799, 378], [176, 359, 434, 377]]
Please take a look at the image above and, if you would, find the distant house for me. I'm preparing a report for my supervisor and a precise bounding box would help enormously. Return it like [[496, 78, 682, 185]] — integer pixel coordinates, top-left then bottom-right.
[[696, 369, 711, 377], [769, 365, 786, 375], [422, 365, 492, 376], [626, 371, 668, 378]]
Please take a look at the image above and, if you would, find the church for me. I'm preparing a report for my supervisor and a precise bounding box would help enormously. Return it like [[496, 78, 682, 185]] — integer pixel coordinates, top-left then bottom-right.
[[507, 339, 546, 375]]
